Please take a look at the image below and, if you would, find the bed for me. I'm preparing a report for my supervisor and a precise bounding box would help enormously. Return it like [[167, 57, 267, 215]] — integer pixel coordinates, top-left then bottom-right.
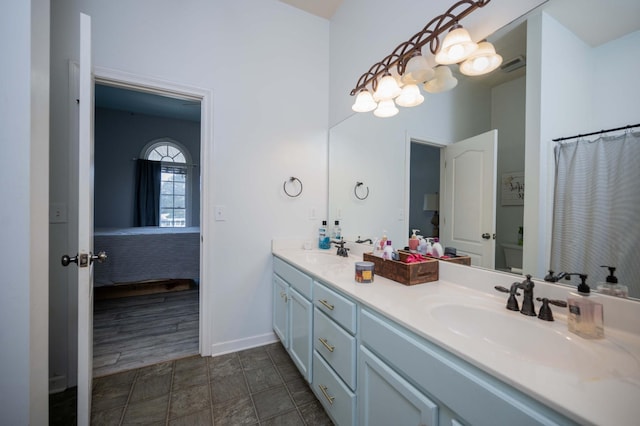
[[93, 226, 200, 287]]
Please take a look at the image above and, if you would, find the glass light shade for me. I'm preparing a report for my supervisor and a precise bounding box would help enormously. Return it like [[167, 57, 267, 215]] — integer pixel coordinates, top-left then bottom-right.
[[395, 84, 425, 107], [373, 99, 399, 118], [373, 74, 402, 101], [459, 41, 503, 76], [423, 66, 458, 93], [389, 66, 405, 87], [435, 26, 478, 65], [401, 53, 434, 85], [352, 90, 377, 112]]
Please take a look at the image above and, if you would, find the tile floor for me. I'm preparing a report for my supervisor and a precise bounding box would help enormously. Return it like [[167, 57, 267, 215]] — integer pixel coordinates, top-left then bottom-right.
[[50, 342, 333, 425]]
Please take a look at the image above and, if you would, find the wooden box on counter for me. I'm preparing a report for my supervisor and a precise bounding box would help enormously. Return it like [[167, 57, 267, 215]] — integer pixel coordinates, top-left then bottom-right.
[[363, 252, 438, 286]]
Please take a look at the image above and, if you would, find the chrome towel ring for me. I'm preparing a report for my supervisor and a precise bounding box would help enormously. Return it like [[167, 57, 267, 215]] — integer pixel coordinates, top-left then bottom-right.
[[354, 182, 369, 200], [283, 177, 303, 198]]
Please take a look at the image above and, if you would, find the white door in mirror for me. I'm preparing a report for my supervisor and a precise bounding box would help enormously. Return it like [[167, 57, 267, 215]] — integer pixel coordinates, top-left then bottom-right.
[[441, 130, 497, 268]]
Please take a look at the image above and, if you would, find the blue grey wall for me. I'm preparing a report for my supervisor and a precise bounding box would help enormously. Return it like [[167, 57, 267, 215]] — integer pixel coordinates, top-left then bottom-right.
[[409, 143, 440, 240], [94, 107, 201, 228]]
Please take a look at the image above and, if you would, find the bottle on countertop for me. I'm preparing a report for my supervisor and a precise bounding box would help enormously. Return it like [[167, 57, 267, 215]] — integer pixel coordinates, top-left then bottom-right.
[[567, 274, 604, 339], [382, 240, 394, 260], [379, 231, 388, 251], [596, 265, 627, 298], [417, 236, 428, 255], [409, 229, 420, 251], [332, 220, 342, 240], [432, 238, 443, 258], [318, 220, 331, 250]]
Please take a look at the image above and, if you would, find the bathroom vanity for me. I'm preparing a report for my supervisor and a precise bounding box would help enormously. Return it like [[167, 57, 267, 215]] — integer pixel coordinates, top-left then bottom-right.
[[272, 241, 640, 426]]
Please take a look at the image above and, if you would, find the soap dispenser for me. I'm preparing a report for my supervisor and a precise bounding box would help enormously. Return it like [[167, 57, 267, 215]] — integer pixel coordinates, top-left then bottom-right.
[[409, 229, 420, 251], [566, 274, 604, 339], [597, 265, 627, 298]]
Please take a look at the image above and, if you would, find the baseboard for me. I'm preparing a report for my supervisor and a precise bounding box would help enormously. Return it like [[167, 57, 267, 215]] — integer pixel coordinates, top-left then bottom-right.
[[209, 332, 278, 357], [49, 375, 67, 394]]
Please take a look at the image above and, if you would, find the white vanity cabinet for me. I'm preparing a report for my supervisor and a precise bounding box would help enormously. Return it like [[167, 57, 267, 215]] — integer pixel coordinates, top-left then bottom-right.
[[359, 308, 577, 426], [272, 256, 313, 382], [312, 280, 358, 425]]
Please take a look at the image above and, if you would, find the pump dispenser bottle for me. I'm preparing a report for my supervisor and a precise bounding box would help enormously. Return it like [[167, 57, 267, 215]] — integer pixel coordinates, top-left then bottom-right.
[[597, 265, 627, 298], [409, 229, 420, 251], [567, 274, 604, 339], [382, 240, 394, 260], [318, 221, 330, 249]]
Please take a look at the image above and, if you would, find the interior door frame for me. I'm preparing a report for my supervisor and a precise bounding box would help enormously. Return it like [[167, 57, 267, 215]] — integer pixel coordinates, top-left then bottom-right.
[[92, 66, 214, 356]]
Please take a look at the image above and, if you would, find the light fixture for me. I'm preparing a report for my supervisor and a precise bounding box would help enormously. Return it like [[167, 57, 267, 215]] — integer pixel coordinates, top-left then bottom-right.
[[352, 89, 377, 112], [402, 51, 434, 85], [349, 1, 496, 118], [423, 66, 458, 93], [373, 73, 402, 101], [434, 23, 478, 65], [396, 84, 424, 107], [459, 41, 502, 76], [374, 99, 399, 118]]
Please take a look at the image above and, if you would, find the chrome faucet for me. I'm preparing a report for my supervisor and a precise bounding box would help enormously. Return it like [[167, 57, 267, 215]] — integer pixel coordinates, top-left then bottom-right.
[[332, 239, 350, 257]]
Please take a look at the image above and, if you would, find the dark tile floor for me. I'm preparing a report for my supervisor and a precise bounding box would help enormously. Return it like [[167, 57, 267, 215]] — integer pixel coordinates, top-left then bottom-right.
[[50, 343, 333, 425]]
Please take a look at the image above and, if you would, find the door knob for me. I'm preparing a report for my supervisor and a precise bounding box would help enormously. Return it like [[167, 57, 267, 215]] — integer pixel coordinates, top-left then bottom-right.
[[61, 254, 78, 267], [90, 251, 108, 264], [482, 233, 491, 240]]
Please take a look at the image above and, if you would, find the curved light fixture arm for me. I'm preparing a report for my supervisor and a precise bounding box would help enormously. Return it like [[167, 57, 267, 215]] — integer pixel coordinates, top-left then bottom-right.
[[350, 0, 491, 96]]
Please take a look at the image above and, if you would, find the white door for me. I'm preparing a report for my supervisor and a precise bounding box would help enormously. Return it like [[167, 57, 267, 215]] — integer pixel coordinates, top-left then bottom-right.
[[61, 13, 96, 426], [440, 130, 497, 268]]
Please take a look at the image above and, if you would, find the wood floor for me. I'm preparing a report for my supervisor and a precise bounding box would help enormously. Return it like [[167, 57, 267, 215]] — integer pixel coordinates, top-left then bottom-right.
[[93, 287, 199, 377]]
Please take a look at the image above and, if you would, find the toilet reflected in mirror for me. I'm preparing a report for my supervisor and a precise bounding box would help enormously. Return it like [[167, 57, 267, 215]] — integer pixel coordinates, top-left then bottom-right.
[[501, 243, 523, 274]]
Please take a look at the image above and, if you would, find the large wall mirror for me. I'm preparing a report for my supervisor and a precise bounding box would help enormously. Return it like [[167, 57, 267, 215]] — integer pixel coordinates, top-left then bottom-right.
[[328, 0, 640, 298]]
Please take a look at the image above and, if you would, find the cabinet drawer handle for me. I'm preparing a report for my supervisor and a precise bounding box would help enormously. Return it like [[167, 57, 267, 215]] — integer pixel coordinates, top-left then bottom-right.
[[318, 337, 335, 352], [319, 299, 334, 310], [318, 384, 335, 405]]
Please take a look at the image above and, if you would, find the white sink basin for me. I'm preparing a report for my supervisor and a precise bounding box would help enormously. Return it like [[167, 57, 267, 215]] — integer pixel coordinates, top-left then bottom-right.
[[286, 251, 349, 267], [428, 303, 640, 377]]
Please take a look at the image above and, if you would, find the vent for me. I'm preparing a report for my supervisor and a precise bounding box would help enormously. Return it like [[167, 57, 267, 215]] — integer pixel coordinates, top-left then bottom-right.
[[500, 55, 526, 73]]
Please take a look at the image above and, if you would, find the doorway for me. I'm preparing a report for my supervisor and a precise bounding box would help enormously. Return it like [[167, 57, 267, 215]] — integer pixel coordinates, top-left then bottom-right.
[[92, 77, 205, 377]]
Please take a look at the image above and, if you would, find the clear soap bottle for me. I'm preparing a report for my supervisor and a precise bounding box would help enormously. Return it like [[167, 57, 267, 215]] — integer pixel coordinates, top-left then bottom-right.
[[567, 274, 604, 339], [596, 265, 627, 298]]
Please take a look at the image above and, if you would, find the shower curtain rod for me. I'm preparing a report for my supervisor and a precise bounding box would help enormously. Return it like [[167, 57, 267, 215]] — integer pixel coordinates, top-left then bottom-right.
[[552, 123, 640, 142]]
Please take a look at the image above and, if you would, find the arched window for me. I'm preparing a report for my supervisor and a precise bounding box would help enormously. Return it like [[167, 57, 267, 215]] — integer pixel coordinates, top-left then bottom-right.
[[142, 139, 191, 227]]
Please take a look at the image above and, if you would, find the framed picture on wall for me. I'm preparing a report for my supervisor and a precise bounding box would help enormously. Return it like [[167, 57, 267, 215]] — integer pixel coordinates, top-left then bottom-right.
[[501, 172, 524, 206]]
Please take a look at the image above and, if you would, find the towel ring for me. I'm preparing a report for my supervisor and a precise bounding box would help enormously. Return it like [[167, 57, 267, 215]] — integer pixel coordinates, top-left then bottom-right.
[[283, 177, 303, 198], [354, 182, 369, 200]]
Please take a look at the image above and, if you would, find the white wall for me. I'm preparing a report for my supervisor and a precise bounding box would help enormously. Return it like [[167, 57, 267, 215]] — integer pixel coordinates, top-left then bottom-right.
[[492, 76, 526, 270], [50, 0, 329, 388], [0, 0, 50, 423]]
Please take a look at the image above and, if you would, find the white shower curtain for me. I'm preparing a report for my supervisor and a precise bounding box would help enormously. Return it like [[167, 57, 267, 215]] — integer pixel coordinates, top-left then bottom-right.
[[551, 131, 640, 298]]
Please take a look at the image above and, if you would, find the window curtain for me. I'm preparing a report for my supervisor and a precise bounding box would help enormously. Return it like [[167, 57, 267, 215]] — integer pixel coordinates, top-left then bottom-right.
[[551, 131, 640, 297], [134, 159, 161, 227]]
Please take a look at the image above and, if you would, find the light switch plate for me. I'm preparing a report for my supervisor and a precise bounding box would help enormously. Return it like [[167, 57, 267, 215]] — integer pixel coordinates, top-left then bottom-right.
[[215, 205, 227, 221]]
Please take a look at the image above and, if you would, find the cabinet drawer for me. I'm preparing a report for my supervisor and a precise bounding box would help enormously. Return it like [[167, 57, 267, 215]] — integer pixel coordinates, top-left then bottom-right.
[[312, 351, 356, 426], [314, 308, 357, 390], [313, 281, 357, 334], [273, 256, 313, 299]]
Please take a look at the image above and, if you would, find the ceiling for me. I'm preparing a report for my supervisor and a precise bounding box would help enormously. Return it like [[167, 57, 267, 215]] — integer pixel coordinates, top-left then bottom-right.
[[278, 0, 342, 19], [95, 84, 201, 122]]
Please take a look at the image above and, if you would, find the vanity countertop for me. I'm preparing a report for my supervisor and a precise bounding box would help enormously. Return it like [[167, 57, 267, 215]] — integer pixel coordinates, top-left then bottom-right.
[[272, 243, 640, 426]]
